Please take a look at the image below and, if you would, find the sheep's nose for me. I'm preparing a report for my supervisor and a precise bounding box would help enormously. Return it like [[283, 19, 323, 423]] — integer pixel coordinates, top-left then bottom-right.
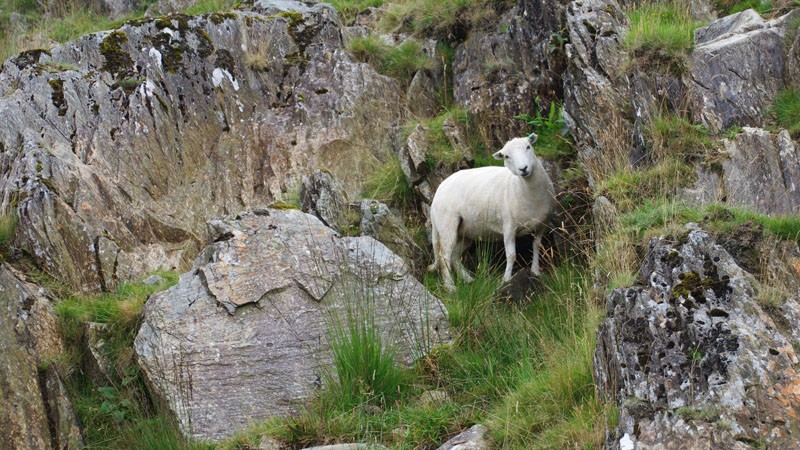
[[520, 166, 529, 175]]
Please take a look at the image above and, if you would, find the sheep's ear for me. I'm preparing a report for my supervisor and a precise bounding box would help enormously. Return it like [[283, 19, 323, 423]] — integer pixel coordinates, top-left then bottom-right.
[[528, 133, 538, 144], [492, 150, 504, 160]]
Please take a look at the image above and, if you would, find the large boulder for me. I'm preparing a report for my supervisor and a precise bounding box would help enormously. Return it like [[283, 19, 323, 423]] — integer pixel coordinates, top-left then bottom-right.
[[683, 127, 800, 215], [134, 209, 450, 442], [453, 0, 568, 146], [0, 264, 83, 450], [0, 2, 404, 291], [688, 9, 792, 133], [595, 227, 800, 449]]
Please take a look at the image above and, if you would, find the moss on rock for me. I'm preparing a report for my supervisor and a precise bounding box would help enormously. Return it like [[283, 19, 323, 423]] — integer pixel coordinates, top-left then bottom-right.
[[100, 31, 134, 78]]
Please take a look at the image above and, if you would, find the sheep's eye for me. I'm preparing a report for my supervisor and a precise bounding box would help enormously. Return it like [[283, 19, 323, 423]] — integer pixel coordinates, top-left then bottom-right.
[[503, 154, 508, 159]]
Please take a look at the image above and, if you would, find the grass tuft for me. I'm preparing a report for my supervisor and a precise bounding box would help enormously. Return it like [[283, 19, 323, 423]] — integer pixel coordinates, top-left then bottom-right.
[[327, 0, 385, 25], [0, 208, 17, 259], [624, 1, 701, 73], [771, 88, 800, 137], [347, 35, 433, 86], [361, 156, 415, 210]]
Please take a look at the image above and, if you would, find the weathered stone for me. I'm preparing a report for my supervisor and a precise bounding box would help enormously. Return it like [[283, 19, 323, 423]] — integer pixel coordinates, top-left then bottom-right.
[[0, 3, 404, 291], [360, 199, 421, 270], [301, 169, 350, 230], [436, 424, 489, 450], [563, 0, 634, 186], [90, 0, 143, 18], [134, 209, 450, 442], [688, 10, 788, 132], [0, 264, 83, 450], [407, 69, 440, 118], [453, 0, 567, 146], [595, 227, 800, 449], [145, 0, 199, 15], [686, 128, 800, 215], [84, 322, 113, 386], [142, 273, 167, 286]]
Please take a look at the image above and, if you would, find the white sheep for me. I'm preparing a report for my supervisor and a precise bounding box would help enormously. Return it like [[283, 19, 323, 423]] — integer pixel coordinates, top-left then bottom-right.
[[428, 134, 555, 292]]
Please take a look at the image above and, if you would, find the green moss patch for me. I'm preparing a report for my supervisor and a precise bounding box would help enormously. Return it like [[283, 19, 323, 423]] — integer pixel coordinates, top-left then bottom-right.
[[100, 31, 135, 78], [48, 78, 68, 116]]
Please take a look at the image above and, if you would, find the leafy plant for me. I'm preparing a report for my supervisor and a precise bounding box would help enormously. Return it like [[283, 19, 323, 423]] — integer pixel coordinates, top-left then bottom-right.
[[515, 98, 574, 159]]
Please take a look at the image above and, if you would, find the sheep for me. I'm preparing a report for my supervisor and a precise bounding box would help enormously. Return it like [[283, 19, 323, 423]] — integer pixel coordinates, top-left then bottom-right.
[[427, 134, 555, 292]]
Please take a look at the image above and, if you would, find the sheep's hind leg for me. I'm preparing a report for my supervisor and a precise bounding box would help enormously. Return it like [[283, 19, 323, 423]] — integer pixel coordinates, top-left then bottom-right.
[[437, 218, 460, 292], [531, 228, 543, 276], [453, 239, 474, 283]]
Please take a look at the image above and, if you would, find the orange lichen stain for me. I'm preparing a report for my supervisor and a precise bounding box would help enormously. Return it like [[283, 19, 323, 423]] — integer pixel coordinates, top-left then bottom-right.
[[793, 258, 800, 277], [81, 202, 92, 212]]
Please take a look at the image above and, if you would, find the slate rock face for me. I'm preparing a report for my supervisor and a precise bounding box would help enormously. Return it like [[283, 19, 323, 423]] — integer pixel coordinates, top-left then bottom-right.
[[563, 0, 633, 185], [0, 264, 82, 450], [684, 127, 800, 215], [453, 0, 567, 146], [0, 2, 403, 291], [595, 227, 800, 449], [134, 209, 450, 442], [688, 10, 791, 133]]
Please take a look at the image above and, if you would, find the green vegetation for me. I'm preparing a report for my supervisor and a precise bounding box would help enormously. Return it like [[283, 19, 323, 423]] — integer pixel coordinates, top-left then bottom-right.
[[347, 35, 433, 85], [771, 88, 800, 137], [231, 258, 606, 449], [185, 0, 238, 16], [713, 0, 772, 15], [53, 272, 205, 449], [648, 113, 712, 161], [624, 1, 702, 73], [515, 99, 575, 159], [327, 0, 385, 25], [0, 208, 17, 259], [379, 0, 515, 40], [362, 157, 415, 210]]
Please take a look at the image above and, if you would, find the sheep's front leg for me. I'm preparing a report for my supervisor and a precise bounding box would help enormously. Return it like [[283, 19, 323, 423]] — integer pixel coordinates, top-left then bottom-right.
[[502, 228, 517, 282], [531, 229, 543, 276]]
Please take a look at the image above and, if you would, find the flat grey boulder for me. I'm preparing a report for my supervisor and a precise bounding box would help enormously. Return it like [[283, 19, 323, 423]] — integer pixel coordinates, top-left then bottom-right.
[[134, 209, 450, 442], [595, 227, 800, 449]]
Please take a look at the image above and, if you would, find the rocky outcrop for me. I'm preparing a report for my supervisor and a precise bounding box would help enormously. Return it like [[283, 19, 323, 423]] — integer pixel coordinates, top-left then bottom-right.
[[563, 0, 633, 184], [134, 209, 450, 442], [0, 263, 82, 450], [595, 227, 800, 449], [683, 127, 800, 215], [436, 424, 489, 450], [0, 2, 404, 291], [688, 9, 792, 133], [453, 0, 567, 146], [300, 169, 351, 231]]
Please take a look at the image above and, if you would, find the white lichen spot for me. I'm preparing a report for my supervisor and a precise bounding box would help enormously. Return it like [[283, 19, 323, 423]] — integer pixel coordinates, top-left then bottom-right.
[[619, 433, 634, 450], [212, 67, 240, 91], [148, 47, 162, 68], [139, 79, 156, 97], [162, 27, 175, 38]]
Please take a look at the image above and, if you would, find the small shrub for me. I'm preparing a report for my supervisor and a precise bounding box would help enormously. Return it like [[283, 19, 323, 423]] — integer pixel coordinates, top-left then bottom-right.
[[771, 87, 800, 137]]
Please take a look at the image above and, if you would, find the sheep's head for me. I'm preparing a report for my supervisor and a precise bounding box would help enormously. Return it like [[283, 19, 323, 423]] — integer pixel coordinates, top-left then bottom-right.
[[493, 134, 538, 178]]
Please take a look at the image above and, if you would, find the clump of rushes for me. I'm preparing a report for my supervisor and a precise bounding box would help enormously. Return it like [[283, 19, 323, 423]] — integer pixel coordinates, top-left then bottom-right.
[[380, 0, 515, 40], [771, 88, 800, 137], [624, 1, 702, 73]]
